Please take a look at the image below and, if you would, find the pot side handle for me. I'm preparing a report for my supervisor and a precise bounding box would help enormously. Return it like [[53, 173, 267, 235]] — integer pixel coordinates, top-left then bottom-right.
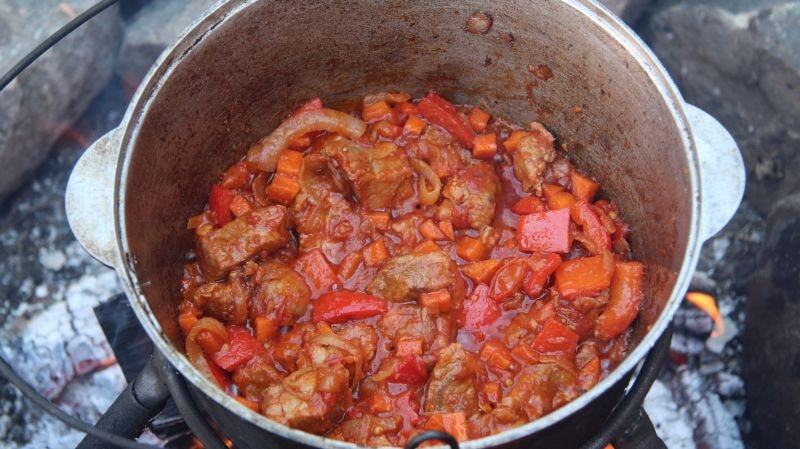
[[65, 128, 120, 267], [685, 104, 746, 242]]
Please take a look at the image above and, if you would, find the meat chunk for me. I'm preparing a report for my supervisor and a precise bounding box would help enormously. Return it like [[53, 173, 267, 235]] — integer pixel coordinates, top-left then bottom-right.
[[261, 363, 352, 434], [251, 261, 310, 325], [332, 140, 413, 210], [424, 343, 480, 416], [367, 248, 455, 302], [197, 206, 289, 280], [513, 123, 555, 192], [438, 163, 500, 230], [191, 273, 249, 325], [232, 353, 284, 402], [493, 363, 579, 421], [329, 414, 402, 447], [303, 323, 379, 386], [378, 305, 453, 353]]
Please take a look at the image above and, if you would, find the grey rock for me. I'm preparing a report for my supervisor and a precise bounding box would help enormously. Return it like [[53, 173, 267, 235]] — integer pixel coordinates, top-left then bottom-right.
[[600, 0, 655, 23], [0, 1, 121, 205], [644, 0, 800, 214], [116, 0, 217, 86], [745, 193, 800, 449]]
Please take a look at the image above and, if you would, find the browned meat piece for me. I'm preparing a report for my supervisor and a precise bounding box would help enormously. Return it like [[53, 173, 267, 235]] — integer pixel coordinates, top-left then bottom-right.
[[328, 414, 402, 446], [377, 305, 453, 352], [493, 364, 579, 421], [437, 163, 500, 230], [261, 363, 352, 434], [191, 273, 249, 325], [251, 261, 310, 325], [513, 123, 556, 192], [424, 343, 480, 416], [332, 140, 413, 210], [197, 206, 289, 280], [271, 322, 378, 386], [232, 353, 284, 402], [367, 248, 455, 302]]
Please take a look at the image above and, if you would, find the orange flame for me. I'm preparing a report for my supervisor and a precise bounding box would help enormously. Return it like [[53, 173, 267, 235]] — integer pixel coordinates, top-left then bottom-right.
[[685, 291, 724, 337]]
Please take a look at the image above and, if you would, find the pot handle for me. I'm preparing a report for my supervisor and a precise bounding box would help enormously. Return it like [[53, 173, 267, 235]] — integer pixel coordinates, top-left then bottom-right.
[[65, 128, 120, 267], [685, 104, 746, 242]]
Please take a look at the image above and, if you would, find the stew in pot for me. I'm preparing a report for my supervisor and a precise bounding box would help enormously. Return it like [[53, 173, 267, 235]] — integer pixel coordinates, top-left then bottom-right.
[[177, 92, 644, 445]]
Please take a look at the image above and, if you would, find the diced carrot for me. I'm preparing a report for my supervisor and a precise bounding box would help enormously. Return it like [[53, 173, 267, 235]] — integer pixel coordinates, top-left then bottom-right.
[[375, 120, 403, 138], [197, 330, 224, 355], [178, 311, 198, 335], [362, 100, 392, 123], [542, 183, 565, 200], [512, 196, 546, 215], [472, 133, 498, 159], [234, 396, 260, 412], [267, 173, 300, 205], [596, 261, 644, 340], [276, 150, 304, 175], [548, 191, 576, 210], [414, 239, 440, 253], [439, 220, 455, 241], [571, 171, 600, 202], [554, 251, 615, 299], [230, 195, 253, 217], [289, 133, 312, 150], [532, 318, 579, 355], [254, 316, 276, 342], [461, 259, 504, 284], [468, 107, 491, 133], [403, 114, 426, 135], [456, 236, 488, 262], [425, 413, 468, 442], [419, 288, 452, 314], [503, 130, 530, 153], [420, 219, 446, 240], [482, 381, 502, 406], [396, 101, 419, 115], [338, 252, 363, 281], [362, 239, 389, 267], [364, 211, 390, 231], [396, 338, 425, 356], [480, 339, 516, 371]]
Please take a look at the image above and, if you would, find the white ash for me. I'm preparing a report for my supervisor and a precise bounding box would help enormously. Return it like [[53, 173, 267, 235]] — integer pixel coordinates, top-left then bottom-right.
[[643, 380, 696, 449], [38, 248, 67, 271]]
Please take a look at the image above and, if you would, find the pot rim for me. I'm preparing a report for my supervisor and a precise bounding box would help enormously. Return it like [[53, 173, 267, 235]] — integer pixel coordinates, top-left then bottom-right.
[[112, 0, 702, 447]]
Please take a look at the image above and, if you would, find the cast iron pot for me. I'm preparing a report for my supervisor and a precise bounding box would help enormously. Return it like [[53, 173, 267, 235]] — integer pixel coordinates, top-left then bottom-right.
[[65, 0, 745, 448]]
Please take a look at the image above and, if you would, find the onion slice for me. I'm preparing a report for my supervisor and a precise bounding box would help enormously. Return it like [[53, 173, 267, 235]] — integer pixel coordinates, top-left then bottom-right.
[[411, 158, 442, 206], [185, 317, 227, 379], [246, 109, 366, 172]]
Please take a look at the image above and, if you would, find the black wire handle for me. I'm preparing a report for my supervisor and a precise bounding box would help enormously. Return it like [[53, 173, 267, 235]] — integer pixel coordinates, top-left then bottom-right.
[[405, 430, 460, 449]]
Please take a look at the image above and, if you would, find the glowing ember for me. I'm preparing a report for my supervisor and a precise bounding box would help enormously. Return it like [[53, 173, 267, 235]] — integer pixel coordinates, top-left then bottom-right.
[[685, 291, 724, 337]]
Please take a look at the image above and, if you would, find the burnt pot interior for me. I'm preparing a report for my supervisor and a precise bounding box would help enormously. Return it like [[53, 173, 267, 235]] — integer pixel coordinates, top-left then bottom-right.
[[123, 0, 689, 413]]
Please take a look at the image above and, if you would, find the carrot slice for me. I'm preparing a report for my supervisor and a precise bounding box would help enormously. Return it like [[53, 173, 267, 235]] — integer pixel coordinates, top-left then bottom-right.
[[439, 220, 455, 241], [362, 239, 389, 267], [362, 100, 392, 123], [571, 171, 600, 202], [419, 288, 452, 314], [338, 252, 363, 281], [468, 107, 490, 133], [554, 251, 615, 299], [267, 173, 300, 205], [461, 259, 504, 284], [456, 236, 488, 262], [364, 211, 390, 231], [254, 316, 276, 342], [404, 114, 426, 135], [503, 130, 530, 153], [472, 133, 498, 159], [420, 219, 446, 240], [276, 150, 304, 175]]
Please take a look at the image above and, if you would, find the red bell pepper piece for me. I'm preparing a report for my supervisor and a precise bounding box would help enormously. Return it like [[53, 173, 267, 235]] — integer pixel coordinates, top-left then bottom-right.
[[417, 92, 475, 148], [523, 253, 562, 297], [531, 318, 579, 355], [459, 284, 501, 331], [209, 184, 234, 226], [596, 261, 644, 340], [571, 202, 611, 254], [516, 208, 571, 253], [211, 326, 264, 372], [312, 291, 388, 323], [554, 251, 615, 299], [220, 162, 250, 190], [205, 354, 233, 393], [292, 249, 337, 296], [490, 258, 530, 302], [389, 355, 428, 385]]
